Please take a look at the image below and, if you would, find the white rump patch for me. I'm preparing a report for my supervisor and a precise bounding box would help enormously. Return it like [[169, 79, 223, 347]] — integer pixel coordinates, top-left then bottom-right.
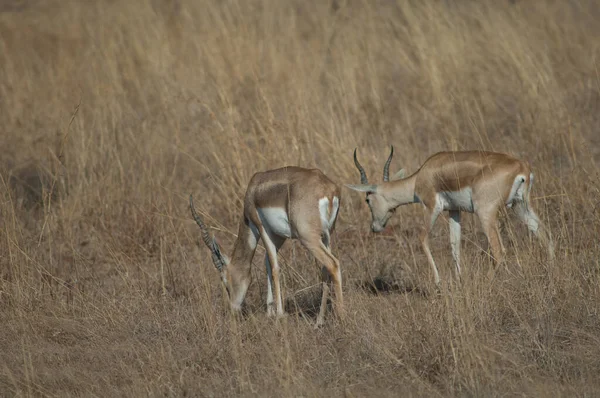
[[506, 174, 527, 208], [318, 197, 330, 230], [319, 196, 339, 231], [330, 196, 340, 227], [248, 220, 260, 247], [438, 187, 474, 213], [257, 207, 292, 238]]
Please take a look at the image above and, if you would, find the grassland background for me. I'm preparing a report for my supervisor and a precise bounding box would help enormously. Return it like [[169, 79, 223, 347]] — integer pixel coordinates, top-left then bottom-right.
[[1, 0, 600, 396]]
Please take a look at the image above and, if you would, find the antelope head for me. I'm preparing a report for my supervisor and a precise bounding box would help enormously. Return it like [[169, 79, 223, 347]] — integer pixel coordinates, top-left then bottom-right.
[[345, 146, 406, 232]]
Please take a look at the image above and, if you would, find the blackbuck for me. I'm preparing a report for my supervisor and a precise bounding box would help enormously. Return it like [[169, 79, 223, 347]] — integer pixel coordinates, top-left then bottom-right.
[[190, 166, 343, 327], [347, 147, 554, 285]]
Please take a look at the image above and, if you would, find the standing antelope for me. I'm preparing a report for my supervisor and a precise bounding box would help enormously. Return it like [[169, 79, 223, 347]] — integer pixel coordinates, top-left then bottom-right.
[[189, 166, 343, 327], [346, 147, 554, 285]]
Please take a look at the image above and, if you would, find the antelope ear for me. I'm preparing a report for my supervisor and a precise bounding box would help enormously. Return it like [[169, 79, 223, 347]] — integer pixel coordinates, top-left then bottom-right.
[[392, 168, 406, 180], [345, 184, 378, 193]]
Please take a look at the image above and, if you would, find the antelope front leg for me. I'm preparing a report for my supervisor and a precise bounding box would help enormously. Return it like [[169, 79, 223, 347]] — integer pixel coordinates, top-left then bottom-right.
[[448, 210, 462, 281], [259, 228, 286, 317], [264, 254, 275, 316], [420, 205, 442, 286], [477, 208, 504, 265]]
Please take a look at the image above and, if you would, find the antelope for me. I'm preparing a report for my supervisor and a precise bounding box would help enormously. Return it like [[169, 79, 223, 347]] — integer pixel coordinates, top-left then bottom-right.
[[189, 166, 343, 327], [346, 147, 554, 285]]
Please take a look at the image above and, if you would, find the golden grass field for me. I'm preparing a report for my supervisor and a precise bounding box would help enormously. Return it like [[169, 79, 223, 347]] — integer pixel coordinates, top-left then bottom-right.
[[1, 0, 600, 396]]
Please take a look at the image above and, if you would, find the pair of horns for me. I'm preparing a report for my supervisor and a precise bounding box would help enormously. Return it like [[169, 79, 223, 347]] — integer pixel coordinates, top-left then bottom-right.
[[189, 194, 226, 272], [353, 146, 394, 184]]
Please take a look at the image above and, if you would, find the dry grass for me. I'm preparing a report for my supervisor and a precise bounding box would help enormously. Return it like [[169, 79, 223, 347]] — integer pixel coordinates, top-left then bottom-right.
[[1, 0, 600, 396]]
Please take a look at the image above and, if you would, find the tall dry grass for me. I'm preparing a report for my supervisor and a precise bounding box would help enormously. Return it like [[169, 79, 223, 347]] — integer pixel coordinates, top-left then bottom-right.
[[1, 0, 599, 396]]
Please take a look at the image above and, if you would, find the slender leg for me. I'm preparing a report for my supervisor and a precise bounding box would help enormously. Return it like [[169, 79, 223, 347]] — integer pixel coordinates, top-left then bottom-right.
[[499, 223, 507, 255], [496, 223, 506, 256], [265, 255, 275, 316], [258, 227, 286, 316], [316, 268, 331, 328], [301, 235, 344, 326], [264, 233, 285, 316], [448, 210, 462, 280], [477, 207, 504, 265], [420, 205, 442, 285], [229, 219, 260, 311], [514, 201, 555, 260], [315, 232, 332, 327]]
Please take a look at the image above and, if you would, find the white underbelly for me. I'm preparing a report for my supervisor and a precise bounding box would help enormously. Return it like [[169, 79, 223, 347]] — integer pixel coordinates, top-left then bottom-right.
[[438, 188, 474, 212], [257, 207, 293, 238], [256, 196, 339, 240]]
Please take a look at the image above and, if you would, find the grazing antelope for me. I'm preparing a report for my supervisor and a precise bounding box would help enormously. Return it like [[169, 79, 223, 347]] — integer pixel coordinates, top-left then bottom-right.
[[346, 147, 554, 285], [189, 166, 343, 327]]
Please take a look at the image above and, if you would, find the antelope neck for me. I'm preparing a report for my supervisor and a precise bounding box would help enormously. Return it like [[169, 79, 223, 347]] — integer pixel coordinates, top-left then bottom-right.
[[380, 174, 418, 208], [229, 217, 259, 266]]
